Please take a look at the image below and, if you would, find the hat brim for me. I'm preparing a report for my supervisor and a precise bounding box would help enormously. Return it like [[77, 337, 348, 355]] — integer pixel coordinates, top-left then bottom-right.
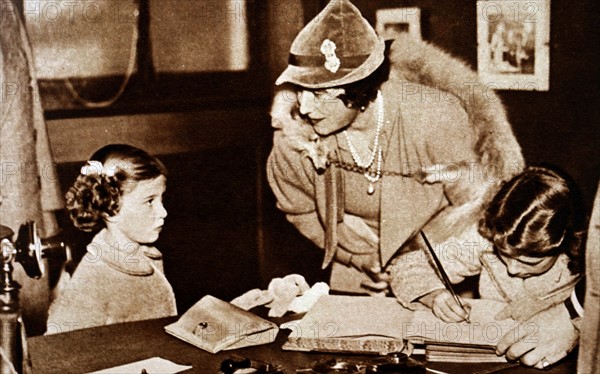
[[275, 38, 386, 89]]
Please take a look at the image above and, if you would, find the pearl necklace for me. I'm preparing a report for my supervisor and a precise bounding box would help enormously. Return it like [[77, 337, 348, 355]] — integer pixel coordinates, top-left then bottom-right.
[[343, 90, 385, 194], [364, 148, 382, 194]]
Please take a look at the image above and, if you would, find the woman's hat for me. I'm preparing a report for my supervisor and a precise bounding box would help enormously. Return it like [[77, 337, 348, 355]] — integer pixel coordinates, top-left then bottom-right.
[[276, 0, 385, 89]]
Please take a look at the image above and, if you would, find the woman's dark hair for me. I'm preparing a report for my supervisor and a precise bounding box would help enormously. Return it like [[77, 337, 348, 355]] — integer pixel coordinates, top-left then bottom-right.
[[479, 165, 586, 274], [65, 144, 167, 232], [290, 42, 392, 119], [338, 42, 392, 109]]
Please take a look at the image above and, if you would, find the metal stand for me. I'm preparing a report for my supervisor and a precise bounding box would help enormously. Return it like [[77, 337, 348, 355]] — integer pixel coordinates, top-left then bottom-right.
[[0, 237, 23, 374], [0, 221, 54, 374]]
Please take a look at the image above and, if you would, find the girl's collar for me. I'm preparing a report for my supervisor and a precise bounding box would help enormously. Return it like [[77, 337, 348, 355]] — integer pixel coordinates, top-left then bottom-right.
[[87, 229, 161, 276]]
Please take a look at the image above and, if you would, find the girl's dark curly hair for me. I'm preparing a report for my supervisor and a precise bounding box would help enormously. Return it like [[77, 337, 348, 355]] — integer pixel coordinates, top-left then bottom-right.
[[479, 165, 586, 274], [65, 144, 167, 232]]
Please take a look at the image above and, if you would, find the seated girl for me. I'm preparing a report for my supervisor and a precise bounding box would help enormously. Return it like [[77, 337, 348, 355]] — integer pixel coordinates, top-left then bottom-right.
[[390, 165, 586, 367], [46, 144, 177, 334]]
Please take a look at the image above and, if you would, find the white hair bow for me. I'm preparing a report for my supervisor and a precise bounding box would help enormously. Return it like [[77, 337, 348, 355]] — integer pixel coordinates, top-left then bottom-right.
[[80, 160, 116, 177]]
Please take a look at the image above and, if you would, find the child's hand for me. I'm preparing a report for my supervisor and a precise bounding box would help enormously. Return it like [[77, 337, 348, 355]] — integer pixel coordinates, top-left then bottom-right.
[[423, 289, 471, 323]]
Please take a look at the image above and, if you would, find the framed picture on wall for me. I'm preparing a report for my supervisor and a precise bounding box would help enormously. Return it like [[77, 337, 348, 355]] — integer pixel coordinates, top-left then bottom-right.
[[476, 0, 550, 91], [375, 7, 421, 40]]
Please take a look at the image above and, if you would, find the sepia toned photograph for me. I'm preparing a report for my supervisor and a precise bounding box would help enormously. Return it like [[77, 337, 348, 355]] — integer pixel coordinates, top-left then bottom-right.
[[1, 0, 598, 372], [477, 0, 550, 90]]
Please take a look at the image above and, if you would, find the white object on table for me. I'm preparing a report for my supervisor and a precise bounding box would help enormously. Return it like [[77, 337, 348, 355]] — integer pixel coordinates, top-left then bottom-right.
[[86, 357, 192, 374]]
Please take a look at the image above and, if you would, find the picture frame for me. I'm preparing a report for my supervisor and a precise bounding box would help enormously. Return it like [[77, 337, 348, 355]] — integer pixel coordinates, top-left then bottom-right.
[[375, 7, 421, 40], [476, 0, 550, 91]]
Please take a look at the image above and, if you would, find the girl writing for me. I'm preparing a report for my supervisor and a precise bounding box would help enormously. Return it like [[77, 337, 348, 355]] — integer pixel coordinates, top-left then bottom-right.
[[391, 165, 586, 368]]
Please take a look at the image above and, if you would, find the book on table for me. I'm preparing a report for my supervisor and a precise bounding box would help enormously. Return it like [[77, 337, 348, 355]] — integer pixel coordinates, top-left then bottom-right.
[[281, 295, 518, 362], [164, 295, 279, 354], [408, 297, 518, 362], [281, 295, 412, 355]]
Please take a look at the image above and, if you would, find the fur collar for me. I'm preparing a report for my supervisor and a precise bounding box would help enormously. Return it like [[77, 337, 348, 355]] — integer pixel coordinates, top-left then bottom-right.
[[388, 35, 523, 178]]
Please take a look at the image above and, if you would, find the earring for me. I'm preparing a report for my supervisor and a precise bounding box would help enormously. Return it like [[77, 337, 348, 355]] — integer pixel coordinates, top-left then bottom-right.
[[360, 106, 366, 112]]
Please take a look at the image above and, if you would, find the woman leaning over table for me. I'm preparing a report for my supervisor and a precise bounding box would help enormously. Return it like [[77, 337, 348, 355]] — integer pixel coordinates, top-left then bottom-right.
[[266, 0, 524, 295]]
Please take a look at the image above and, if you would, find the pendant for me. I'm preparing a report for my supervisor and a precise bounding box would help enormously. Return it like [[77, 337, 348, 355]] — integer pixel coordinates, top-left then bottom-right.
[[367, 183, 375, 195]]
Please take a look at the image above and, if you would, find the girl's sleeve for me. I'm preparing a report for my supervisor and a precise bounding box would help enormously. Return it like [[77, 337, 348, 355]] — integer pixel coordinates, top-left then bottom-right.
[[389, 223, 485, 308]]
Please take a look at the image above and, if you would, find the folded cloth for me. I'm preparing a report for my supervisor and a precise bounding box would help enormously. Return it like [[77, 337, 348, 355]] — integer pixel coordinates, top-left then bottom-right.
[[231, 274, 328, 317], [288, 282, 329, 314], [266, 274, 310, 317]]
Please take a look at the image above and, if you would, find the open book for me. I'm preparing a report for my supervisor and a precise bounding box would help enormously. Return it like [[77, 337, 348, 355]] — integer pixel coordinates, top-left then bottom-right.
[[165, 295, 279, 353], [281, 295, 518, 362]]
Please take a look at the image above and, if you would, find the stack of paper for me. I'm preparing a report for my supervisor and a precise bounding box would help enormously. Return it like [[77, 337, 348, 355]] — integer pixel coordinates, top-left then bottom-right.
[[409, 299, 517, 362]]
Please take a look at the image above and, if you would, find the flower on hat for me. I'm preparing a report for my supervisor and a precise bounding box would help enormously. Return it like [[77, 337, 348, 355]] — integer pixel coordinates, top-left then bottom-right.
[[80, 160, 116, 177], [320, 39, 340, 73]]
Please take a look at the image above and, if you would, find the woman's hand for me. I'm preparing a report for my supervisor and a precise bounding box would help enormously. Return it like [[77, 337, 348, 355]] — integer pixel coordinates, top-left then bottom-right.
[[360, 267, 390, 296], [419, 289, 471, 323], [349, 253, 390, 296], [496, 304, 579, 369]]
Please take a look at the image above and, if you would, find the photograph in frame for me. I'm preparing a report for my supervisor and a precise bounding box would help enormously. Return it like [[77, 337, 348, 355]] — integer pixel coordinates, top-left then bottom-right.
[[375, 7, 421, 40], [477, 0, 550, 91]]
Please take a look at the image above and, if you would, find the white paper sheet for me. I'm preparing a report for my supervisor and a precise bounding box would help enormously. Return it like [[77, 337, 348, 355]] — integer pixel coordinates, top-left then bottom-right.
[[86, 357, 192, 374]]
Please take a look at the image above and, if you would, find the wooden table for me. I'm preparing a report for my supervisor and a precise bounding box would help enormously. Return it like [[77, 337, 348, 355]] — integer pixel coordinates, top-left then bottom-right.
[[28, 316, 577, 373]]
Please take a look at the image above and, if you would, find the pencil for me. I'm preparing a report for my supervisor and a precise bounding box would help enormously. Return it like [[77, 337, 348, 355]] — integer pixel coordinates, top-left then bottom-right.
[[420, 230, 471, 323]]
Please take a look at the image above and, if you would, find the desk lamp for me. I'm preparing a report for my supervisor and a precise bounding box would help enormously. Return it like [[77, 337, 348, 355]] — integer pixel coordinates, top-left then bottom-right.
[[1, 221, 64, 374]]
